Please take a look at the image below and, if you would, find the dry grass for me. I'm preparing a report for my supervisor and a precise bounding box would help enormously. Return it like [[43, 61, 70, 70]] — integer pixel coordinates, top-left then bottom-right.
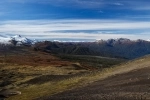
[[0, 62, 88, 100], [6, 55, 150, 100], [1, 47, 150, 100]]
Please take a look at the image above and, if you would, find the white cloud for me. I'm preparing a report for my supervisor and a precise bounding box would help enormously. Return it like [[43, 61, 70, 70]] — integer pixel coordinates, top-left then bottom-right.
[[113, 3, 124, 6], [25, 33, 140, 40], [1, 19, 150, 41], [122, 1, 150, 11], [1, 19, 150, 31]]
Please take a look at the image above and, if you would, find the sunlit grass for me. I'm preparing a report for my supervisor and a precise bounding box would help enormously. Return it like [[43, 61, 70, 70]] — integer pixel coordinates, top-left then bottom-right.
[[7, 55, 150, 100]]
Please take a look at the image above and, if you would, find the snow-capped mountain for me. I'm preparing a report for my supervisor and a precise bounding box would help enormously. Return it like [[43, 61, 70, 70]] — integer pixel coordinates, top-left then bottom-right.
[[0, 35, 34, 46], [96, 38, 149, 44]]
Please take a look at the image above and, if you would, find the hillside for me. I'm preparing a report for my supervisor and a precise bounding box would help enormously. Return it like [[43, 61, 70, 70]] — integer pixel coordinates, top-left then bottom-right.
[[2, 47, 150, 100], [34, 38, 150, 59], [38, 55, 150, 100], [0, 46, 124, 100], [1, 38, 150, 100]]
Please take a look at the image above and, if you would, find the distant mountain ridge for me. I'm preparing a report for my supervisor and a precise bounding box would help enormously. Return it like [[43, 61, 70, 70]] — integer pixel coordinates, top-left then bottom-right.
[[34, 38, 150, 59], [96, 38, 148, 44]]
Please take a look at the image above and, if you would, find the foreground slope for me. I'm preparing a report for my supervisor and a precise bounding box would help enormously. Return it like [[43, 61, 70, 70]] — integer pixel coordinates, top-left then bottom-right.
[[38, 55, 150, 100], [0, 47, 124, 100]]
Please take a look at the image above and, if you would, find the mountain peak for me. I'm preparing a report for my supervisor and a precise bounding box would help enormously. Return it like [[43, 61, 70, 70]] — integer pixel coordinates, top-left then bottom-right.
[[0, 35, 34, 46], [13, 35, 21, 38]]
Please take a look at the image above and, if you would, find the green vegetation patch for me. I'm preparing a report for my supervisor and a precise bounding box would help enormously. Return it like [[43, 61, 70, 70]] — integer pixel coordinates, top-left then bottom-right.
[[57, 54, 126, 69]]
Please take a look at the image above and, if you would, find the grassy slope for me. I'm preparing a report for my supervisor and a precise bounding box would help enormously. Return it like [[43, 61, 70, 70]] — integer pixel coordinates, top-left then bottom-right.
[[3, 46, 148, 100], [57, 54, 125, 69], [45, 61, 150, 100], [6, 54, 150, 100]]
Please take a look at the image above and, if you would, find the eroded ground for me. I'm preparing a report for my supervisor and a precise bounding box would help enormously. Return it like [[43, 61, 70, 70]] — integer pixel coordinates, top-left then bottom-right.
[[40, 66, 150, 100]]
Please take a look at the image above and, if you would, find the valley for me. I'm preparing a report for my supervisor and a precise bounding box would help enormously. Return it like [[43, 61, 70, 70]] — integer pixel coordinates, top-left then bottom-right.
[[0, 37, 150, 100]]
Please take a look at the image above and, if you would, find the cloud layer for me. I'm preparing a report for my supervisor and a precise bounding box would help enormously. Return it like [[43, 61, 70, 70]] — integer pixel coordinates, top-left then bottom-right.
[[1, 19, 150, 41]]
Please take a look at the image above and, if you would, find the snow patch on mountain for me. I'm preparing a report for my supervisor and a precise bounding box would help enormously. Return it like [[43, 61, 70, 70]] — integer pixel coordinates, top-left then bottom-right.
[[96, 38, 150, 43], [0, 35, 34, 46]]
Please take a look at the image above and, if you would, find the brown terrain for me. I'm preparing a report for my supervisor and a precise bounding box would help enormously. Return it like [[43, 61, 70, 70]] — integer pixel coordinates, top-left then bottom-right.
[[0, 46, 150, 100], [0, 47, 89, 100], [37, 55, 150, 100], [0, 47, 72, 67], [41, 66, 150, 100]]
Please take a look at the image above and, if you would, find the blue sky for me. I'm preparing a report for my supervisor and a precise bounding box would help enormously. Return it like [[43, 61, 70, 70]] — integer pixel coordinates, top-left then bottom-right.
[[0, 0, 150, 41]]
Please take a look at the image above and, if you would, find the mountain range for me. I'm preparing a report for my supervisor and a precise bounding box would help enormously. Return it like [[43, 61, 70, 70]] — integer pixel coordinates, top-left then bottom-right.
[[33, 38, 150, 59], [1, 35, 150, 59]]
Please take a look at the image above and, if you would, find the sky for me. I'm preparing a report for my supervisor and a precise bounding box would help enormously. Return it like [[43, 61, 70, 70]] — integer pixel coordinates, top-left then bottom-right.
[[0, 0, 150, 41]]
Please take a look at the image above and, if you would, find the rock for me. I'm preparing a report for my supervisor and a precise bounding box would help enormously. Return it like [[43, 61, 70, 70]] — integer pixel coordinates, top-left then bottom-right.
[[0, 89, 21, 99]]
